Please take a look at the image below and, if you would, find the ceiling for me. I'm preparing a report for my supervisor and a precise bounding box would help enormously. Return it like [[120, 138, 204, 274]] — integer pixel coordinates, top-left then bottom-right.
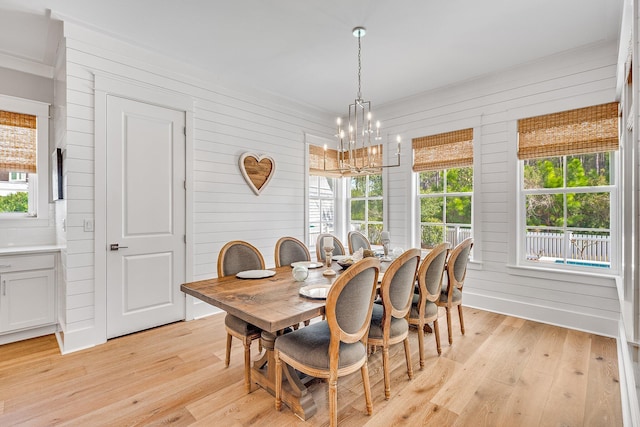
[[0, 0, 624, 115]]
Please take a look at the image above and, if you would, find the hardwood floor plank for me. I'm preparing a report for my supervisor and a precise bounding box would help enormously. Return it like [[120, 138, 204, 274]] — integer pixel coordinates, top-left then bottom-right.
[[584, 334, 623, 426], [0, 309, 621, 426]]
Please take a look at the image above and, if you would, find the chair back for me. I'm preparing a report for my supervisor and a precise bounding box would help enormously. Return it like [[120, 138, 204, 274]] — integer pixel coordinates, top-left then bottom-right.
[[326, 257, 379, 349], [379, 248, 421, 321], [415, 243, 449, 313], [347, 231, 371, 254], [447, 237, 473, 292], [274, 236, 311, 267], [316, 233, 346, 261], [217, 240, 265, 277]]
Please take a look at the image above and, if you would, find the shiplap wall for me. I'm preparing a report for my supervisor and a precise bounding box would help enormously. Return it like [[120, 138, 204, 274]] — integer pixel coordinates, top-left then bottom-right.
[[59, 23, 333, 352], [378, 41, 620, 337]]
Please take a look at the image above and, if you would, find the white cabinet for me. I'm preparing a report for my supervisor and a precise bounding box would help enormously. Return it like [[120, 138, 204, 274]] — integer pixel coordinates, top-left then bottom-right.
[[0, 253, 56, 335]]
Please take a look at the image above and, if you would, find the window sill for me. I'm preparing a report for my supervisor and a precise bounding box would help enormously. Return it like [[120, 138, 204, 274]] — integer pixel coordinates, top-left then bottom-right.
[[506, 262, 619, 282]]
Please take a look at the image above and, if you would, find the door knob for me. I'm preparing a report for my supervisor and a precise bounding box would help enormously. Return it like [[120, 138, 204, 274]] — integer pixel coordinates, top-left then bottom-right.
[[110, 243, 129, 251]]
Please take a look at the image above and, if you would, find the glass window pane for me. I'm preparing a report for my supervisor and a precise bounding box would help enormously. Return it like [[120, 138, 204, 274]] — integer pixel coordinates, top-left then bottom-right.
[[308, 175, 319, 196], [367, 199, 383, 222], [525, 228, 565, 260], [420, 197, 443, 223], [351, 222, 366, 233], [568, 230, 610, 264], [0, 171, 29, 213], [418, 171, 444, 194], [351, 176, 366, 197], [523, 157, 563, 189], [526, 194, 563, 227], [351, 199, 365, 221], [421, 224, 444, 249], [445, 196, 472, 224], [567, 192, 610, 229], [566, 152, 610, 187], [446, 167, 473, 192], [368, 223, 383, 245], [368, 174, 383, 196]]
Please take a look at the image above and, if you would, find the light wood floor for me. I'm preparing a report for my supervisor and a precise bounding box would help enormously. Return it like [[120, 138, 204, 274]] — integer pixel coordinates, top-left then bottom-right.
[[0, 308, 622, 426]]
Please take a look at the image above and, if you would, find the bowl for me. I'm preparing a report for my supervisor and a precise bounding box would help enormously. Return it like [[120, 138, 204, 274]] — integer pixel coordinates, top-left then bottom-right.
[[337, 259, 354, 269]]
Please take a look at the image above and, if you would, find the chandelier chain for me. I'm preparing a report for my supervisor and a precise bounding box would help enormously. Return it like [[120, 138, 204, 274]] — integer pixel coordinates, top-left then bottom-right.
[[357, 32, 362, 100]]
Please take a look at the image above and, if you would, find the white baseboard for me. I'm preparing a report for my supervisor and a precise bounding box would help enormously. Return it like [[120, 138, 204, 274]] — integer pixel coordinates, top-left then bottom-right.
[[464, 292, 618, 338], [0, 324, 58, 346], [56, 326, 105, 355]]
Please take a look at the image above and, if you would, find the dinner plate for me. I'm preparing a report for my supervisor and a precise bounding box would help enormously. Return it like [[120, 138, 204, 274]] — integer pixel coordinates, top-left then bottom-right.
[[332, 255, 350, 261], [291, 261, 324, 269], [235, 269, 276, 279], [299, 284, 332, 299]]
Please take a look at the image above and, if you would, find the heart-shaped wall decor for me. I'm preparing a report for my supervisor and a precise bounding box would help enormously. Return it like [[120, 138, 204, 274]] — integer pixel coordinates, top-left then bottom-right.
[[239, 152, 276, 195]]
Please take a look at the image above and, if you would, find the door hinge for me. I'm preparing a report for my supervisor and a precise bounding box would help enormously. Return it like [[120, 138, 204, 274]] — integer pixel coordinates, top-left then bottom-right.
[[183, 180, 186, 190], [184, 235, 187, 244], [183, 127, 187, 136]]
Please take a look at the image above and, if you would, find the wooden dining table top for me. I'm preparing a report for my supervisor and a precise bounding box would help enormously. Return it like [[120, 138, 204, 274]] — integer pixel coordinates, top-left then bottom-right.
[[180, 263, 346, 333]]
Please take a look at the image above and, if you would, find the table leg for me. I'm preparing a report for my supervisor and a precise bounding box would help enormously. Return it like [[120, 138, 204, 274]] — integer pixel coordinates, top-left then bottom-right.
[[252, 331, 317, 420]]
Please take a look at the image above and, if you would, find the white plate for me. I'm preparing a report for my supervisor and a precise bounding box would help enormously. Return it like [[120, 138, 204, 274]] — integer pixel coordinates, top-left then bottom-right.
[[299, 284, 332, 299], [291, 261, 324, 269], [235, 269, 276, 279], [332, 255, 350, 261]]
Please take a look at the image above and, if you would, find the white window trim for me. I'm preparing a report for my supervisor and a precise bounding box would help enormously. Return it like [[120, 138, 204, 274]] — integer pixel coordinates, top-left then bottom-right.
[[0, 94, 50, 223]]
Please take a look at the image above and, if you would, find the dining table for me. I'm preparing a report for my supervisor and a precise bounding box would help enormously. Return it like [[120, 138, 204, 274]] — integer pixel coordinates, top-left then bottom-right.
[[180, 259, 378, 420]]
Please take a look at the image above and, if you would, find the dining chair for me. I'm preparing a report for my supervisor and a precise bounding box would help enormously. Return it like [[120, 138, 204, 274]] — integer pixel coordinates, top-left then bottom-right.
[[274, 257, 380, 427], [315, 233, 346, 262], [436, 237, 473, 345], [367, 248, 421, 399], [407, 242, 449, 367], [347, 230, 371, 255], [217, 240, 266, 393], [274, 236, 311, 267]]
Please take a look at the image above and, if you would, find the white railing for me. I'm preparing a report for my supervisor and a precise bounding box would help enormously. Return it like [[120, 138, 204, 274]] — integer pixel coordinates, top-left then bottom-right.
[[526, 231, 610, 262], [445, 225, 472, 247]]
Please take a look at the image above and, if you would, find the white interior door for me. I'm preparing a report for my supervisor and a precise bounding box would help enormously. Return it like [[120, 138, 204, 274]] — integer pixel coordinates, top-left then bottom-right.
[[106, 95, 186, 339]]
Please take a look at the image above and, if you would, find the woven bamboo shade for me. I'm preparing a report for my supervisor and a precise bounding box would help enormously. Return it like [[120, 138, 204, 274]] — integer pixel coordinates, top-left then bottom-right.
[[518, 102, 619, 160], [412, 128, 473, 172], [0, 110, 37, 173], [309, 144, 383, 177]]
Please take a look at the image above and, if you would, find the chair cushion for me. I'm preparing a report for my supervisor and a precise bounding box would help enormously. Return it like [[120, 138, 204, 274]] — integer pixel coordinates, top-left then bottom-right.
[[274, 321, 366, 370], [409, 294, 438, 319], [225, 313, 261, 336], [439, 287, 462, 303], [368, 303, 408, 340]]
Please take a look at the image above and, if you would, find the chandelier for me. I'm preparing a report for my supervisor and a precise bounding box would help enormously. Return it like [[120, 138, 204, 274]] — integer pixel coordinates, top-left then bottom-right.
[[323, 27, 401, 175]]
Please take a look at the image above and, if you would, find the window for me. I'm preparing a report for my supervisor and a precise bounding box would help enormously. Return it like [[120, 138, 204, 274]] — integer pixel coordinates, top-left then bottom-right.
[[413, 128, 474, 249], [308, 174, 337, 247], [518, 102, 618, 269], [0, 96, 49, 220], [349, 174, 383, 244]]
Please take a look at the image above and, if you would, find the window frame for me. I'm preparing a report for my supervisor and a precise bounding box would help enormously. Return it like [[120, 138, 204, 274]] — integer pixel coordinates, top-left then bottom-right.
[[348, 173, 384, 245], [308, 174, 339, 248], [518, 151, 618, 273], [416, 167, 474, 249], [0, 95, 50, 221]]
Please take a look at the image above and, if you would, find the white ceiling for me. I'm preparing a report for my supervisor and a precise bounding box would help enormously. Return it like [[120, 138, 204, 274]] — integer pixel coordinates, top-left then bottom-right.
[[0, 0, 624, 115]]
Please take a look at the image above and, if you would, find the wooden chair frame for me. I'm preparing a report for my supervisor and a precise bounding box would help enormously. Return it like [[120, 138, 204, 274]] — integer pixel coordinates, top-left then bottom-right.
[[407, 242, 449, 367], [437, 237, 473, 345], [217, 240, 266, 392], [274, 236, 311, 268], [368, 248, 421, 399], [275, 257, 380, 427], [315, 233, 346, 262], [347, 230, 371, 255]]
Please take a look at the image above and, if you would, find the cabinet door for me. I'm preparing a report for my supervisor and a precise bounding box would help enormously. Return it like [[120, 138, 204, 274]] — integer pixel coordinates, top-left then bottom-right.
[[0, 270, 55, 333]]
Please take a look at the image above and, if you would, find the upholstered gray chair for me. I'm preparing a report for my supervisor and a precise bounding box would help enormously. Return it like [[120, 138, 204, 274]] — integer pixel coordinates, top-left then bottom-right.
[[315, 233, 346, 262], [347, 230, 371, 255], [408, 243, 449, 367], [274, 236, 311, 267], [274, 257, 380, 427], [437, 237, 473, 345], [367, 248, 421, 399], [217, 240, 265, 393]]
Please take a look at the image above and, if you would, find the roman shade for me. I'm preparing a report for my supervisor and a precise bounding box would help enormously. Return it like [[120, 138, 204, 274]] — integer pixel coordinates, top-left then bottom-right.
[[0, 110, 37, 173], [309, 144, 383, 177], [412, 128, 473, 172], [517, 102, 619, 160]]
